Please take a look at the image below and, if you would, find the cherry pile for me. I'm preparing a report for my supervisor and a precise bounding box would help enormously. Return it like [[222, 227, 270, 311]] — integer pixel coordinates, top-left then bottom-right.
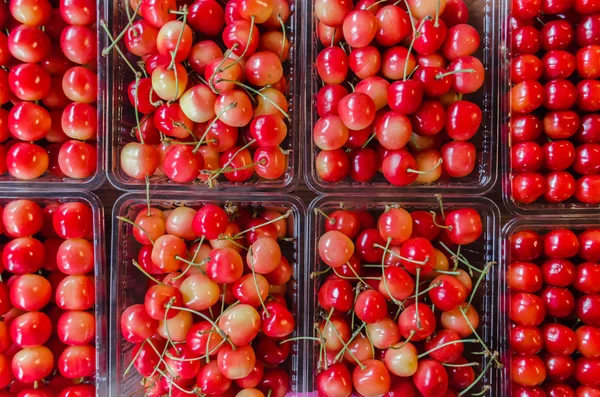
[[312, 201, 499, 396], [0, 199, 97, 395], [0, 0, 98, 181], [312, 0, 486, 186], [509, 0, 600, 205], [105, 0, 293, 187], [119, 202, 298, 396], [509, 227, 600, 396]]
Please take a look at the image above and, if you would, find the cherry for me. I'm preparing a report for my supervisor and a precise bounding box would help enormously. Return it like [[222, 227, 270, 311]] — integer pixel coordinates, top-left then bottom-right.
[[543, 50, 576, 80], [578, 14, 600, 46], [375, 5, 410, 46], [11, 346, 54, 383], [577, 294, 600, 327], [512, 325, 543, 354], [511, 80, 545, 114], [316, 149, 349, 182], [576, 175, 600, 204], [578, 115, 600, 143], [578, 80, 600, 112], [511, 292, 546, 326], [352, 359, 391, 397], [512, 142, 543, 172], [388, 79, 424, 115], [575, 262, 600, 294], [542, 258, 576, 287], [508, 261, 543, 293], [541, 20, 574, 50], [512, 173, 546, 204], [511, 115, 543, 143], [513, 355, 547, 387], [316, 363, 352, 397], [413, 359, 449, 397], [578, 45, 600, 79], [544, 229, 579, 258], [543, 140, 575, 171], [544, 79, 577, 110], [576, 357, 600, 387]]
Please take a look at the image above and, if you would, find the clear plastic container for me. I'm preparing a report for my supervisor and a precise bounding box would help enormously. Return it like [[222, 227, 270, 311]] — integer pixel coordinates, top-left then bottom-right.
[[0, 191, 107, 395], [500, 3, 600, 215], [0, 37, 105, 190], [501, 216, 600, 395], [109, 192, 307, 396], [102, 1, 301, 193], [303, 0, 502, 195], [306, 195, 506, 395]]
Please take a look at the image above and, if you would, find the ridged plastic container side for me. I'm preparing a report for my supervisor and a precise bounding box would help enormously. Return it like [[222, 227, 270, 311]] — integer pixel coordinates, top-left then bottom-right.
[[306, 195, 506, 395], [0, 4, 106, 190], [0, 192, 107, 396], [502, 217, 600, 396], [103, 0, 300, 192], [500, 0, 600, 215], [303, 0, 501, 195], [109, 192, 308, 396]]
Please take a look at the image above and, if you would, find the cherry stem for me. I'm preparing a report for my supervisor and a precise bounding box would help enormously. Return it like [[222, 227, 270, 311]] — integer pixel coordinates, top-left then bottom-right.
[[220, 16, 255, 73], [434, 0, 441, 27], [364, 325, 376, 362], [149, 87, 163, 107], [234, 209, 292, 237], [133, 76, 144, 145], [116, 212, 156, 245], [381, 237, 402, 305], [407, 157, 443, 174], [404, 281, 440, 302], [101, 1, 142, 56], [361, 132, 377, 148], [389, 330, 415, 350], [335, 264, 379, 284], [165, 337, 226, 362], [324, 307, 365, 369], [248, 246, 269, 316], [403, 16, 429, 81], [435, 269, 462, 275], [471, 385, 492, 397], [167, 5, 188, 71], [458, 352, 498, 396], [403, 0, 417, 35], [438, 241, 482, 275], [100, 20, 140, 77], [458, 306, 502, 368], [435, 193, 446, 220], [277, 14, 286, 61], [334, 323, 366, 362], [436, 68, 475, 80], [310, 266, 332, 279], [430, 211, 450, 230], [366, 0, 387, 9], [224, 80, 291, 120], [173, 255, 209, 272], [156, 369, 198, 395], [206, 139, 256, 184], [132, 259, 164, 286], [443, 361, 479, 368], [373, 243, 430, 266], [220, 236, 248, 251], [169, 304, 227, 340], [415, 268, 421, 329], [192, 102, 238, 153], [417, 339, 478, 358], [145, 338, 178, 378], [315, 324, 328, 371], [467, 261, 495, 308], [123, 339, 146, 377], [208, 46, 236, 93], [314, 208, 335, 225]]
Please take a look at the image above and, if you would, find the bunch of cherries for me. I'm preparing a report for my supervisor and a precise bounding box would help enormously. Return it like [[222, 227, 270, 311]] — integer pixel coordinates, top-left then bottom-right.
[[312, 0, 486, 186], [509, 227, 600, 396], [119, 202, 297, 396], [509, 0, 600, 205], [108, 0, 293, 187], [0, 199, 97, 395], [313, 201, 499, 396], [0, 0, 98, 181]]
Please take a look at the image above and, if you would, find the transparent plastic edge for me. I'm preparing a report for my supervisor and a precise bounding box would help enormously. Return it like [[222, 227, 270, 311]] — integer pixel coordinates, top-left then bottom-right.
[[500, 0, 600, 215], [501, 216, 600, 397], [302, 0, 501, 196], [104, 2, 301, 194], [0, 191, 107, 397], [109, 192, 309, 396], [306, 194, 505, 394]]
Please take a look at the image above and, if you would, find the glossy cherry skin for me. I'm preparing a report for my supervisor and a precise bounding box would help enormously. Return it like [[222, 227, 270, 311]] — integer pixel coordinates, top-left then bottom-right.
[[543, 50, 576, 79], [413, 359, 449, 397], [511, 292, 546, 326], [575, 262, 600, 294], [512, 142, 543, 172], [540, 286, 575, 318], [541, 20, 574, 50], [576, 357, 600, 387], [577, 175, 600, 204], [577, 114, 600, 143], [542, 258, 576, 287], [578, 14, 600, 46], [512, 355, 547, 386], [511, 115, 543, 143], [577, 295, 600, 327], [511, 80, 545, 114], [579, 229, 600, 262], [388, 80, 424, 115], [512, 325, 543, 354], [544, 229, 579, 258], [512, 172, 546, 204], [508, 261, 543, 293], [543, 140, 575, 171]]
